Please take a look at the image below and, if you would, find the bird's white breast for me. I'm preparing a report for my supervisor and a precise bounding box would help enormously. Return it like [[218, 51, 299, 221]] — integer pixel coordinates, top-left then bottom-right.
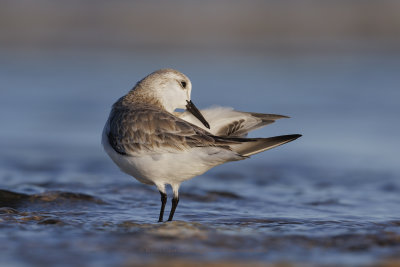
[[102, 121, 241, 186]]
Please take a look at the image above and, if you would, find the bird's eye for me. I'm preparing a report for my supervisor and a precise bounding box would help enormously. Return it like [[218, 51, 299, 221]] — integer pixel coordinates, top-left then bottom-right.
[[180, 81, 187, 89]]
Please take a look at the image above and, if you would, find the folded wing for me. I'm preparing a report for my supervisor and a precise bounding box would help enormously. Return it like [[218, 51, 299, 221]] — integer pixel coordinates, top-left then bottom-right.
[[107, 105, 249, 156], [108, 105, 301, 158]]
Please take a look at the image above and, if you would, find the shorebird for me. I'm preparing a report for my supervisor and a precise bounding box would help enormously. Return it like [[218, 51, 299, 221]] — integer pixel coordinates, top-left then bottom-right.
[[102, 69, 301, 222]]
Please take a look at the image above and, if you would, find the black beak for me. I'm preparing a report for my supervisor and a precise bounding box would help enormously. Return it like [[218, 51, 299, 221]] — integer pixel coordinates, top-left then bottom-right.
[[186, 100, 210, 129]]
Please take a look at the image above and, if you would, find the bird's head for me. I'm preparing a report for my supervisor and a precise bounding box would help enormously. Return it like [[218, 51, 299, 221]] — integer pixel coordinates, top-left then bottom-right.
[[132, 69, 210, 129]]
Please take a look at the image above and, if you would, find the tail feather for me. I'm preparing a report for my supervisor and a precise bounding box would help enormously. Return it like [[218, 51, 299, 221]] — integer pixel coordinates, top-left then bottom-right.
[[249, 112, 289, 121], [230, 134, 302, 157]]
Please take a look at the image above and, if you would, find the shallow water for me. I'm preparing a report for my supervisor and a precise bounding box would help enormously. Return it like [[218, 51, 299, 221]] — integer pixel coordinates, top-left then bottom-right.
[[1, 159, 400, 267], [1, 48, 400, 266]]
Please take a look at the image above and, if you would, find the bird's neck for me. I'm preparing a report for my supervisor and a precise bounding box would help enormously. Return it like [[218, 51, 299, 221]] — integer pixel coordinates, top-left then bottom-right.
[[116, 89, 167, 111]]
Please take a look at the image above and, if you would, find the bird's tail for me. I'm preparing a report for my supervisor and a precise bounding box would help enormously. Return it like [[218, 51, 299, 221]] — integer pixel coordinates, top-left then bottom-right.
[[230, 134, 302, 157]]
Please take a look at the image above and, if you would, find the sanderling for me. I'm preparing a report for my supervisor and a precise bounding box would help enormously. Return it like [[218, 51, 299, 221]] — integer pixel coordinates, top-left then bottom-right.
[[102, 69, 301, 222]]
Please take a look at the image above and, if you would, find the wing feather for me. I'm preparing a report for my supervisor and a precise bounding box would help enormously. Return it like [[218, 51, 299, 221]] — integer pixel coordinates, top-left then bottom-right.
[[177, 107, 289, 137], [107, 105, 245, 156]]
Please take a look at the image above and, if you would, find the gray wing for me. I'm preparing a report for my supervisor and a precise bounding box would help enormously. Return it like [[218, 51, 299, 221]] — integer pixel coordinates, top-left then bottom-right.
[[216, 112, 289, 137], [176, 107, 289, 137], [107, 106, 247, 156]]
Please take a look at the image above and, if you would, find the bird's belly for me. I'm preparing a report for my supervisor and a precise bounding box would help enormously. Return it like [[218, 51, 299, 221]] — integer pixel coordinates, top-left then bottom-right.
[[102, 129, 241, 185], [104, 145, 232, 186], [120, 151, 216, 185]]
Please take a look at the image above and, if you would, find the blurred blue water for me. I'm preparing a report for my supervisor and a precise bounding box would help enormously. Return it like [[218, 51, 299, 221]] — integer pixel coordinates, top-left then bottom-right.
[[1, 48, 399, 173]]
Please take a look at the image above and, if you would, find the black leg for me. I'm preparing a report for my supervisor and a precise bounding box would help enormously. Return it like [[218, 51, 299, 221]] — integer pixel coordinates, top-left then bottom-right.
[[167, 196, 179, 221], [158, 191, 167, 222]]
